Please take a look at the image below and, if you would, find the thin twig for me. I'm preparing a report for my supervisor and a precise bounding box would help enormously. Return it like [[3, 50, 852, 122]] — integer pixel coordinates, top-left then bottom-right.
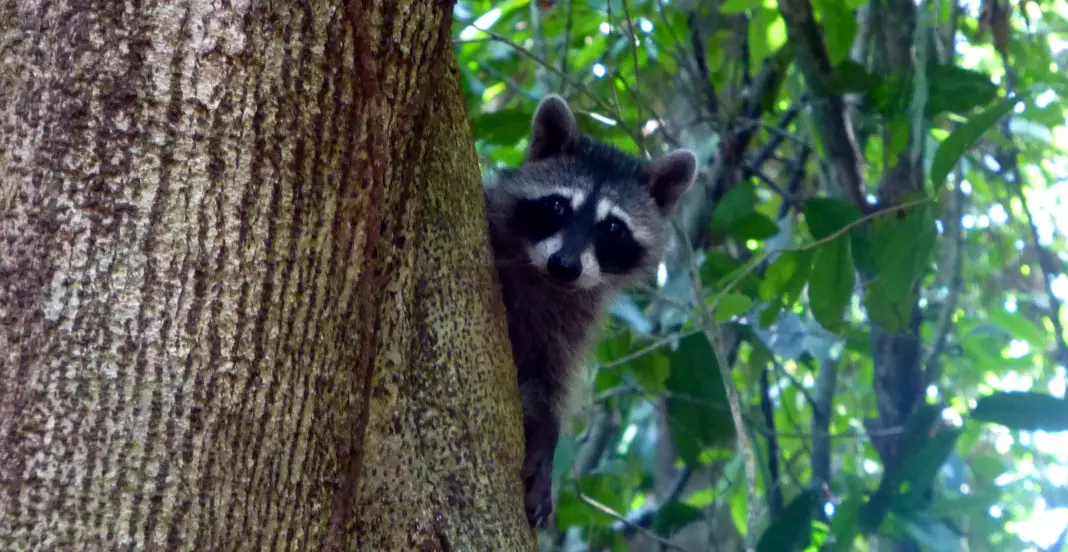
[[675, 221, 759, 551], [597, 328, 701, 371], [528, 0, 549, 86], [453, 18, 643, 142], [620, 0, 644, 127], [708, 197, 935, 312], [611, 467, 694, 537], [769, 355, 819, 413], [579, 494, 696, 552], [558, 0, 574, 94]]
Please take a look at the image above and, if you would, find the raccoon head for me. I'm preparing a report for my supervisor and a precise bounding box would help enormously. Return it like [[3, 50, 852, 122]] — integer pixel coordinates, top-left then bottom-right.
[[488, 94, 697, 291]]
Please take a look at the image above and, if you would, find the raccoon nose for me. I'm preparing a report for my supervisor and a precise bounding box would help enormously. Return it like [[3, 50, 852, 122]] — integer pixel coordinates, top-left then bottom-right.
[[547, 254, 581, 282]]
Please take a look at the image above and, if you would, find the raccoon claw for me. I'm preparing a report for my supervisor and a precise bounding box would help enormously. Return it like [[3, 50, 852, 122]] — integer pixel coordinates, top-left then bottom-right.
[[523, 454, 554, 529], [525, 480, 553, 528]]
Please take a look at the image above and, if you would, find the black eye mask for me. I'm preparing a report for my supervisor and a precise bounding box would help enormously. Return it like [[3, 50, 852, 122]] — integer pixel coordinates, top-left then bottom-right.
[[595, 215, 643, 274], [514, 194, 572, 242]]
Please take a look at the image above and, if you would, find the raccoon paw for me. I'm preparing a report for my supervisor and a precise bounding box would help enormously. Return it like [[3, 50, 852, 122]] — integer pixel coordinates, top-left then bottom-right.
[[523, 454, 554, 529]]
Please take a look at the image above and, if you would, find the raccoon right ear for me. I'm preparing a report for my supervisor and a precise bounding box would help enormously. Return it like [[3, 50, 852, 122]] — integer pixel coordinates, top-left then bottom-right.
[[646, 149, 698, 213], [527, 94, 577, 162]]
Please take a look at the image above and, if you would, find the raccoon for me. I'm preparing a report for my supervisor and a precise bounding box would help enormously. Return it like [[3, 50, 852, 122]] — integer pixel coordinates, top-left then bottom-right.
[[483, 95, 697, 528]]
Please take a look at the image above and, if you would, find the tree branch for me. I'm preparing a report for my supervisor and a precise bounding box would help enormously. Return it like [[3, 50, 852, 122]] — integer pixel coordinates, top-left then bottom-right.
[[811, 358, 838, 499], [777, 0, 867, 211], [688, 12, 720, 116], [760, 366, 784, 515], [923, 171, 965, 376]]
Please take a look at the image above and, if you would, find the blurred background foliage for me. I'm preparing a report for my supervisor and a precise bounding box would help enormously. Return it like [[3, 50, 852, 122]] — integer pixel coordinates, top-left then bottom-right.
[[452, 0, 1068, 550]]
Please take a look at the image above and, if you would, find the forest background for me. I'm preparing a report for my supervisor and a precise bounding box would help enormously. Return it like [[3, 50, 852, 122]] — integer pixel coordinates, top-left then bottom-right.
[[456, 0, 1068, 550]]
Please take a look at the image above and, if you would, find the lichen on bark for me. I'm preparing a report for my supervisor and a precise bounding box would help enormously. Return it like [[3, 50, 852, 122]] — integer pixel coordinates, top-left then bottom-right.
[[0, 1, 532, 550]]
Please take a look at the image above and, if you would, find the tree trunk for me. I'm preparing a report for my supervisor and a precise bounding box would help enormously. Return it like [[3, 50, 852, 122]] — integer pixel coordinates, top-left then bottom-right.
[[0, 1, 534, 550]]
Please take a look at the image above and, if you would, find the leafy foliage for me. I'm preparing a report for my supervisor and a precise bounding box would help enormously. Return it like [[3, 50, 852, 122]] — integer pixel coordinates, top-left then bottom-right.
[[455, 0, 1068, 550]]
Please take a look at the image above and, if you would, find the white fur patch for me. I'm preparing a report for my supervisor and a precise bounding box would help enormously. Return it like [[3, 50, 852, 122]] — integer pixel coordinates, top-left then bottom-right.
[[596, 198, 653, 244], [527, 237, 603, 289], [570, 189, 587, 210], [575, 245, 601, 289], [534, 187, 586, 211], [527, 234, 563, 270]]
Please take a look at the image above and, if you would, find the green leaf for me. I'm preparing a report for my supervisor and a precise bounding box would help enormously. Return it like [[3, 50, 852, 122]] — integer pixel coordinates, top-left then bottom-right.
[[759, 250, 813, 327], [760, 253, 801, 302], [756, 490, 818, 552], [898, 514, 963, 552], [926, 489, 1000, 518], [711, 181, 757, 233], [986, 309, 1048, 349], [470, 108, 532, 146], [926, 64, 999, 116], [630, 351, 671, 393], [715, 293, 753, 322], [759, 302, 784, 328], [595, 334, 631, 363], [862, 282, 914, 333], [894, 425, 962, 508], [930, 97, 1020, 189], [826, 495, 862, 552], [803, 197, 863, 241], [651, 503, 705, 536], [873, 202, 937, 299], [578, 473, 628, 527], [702, 251, 762, 297], [870, 73, 912, 117], [552, 434, 579, 482], [820, 5, 858, 64], [727, 212, 780, 241], [665, 335, 734, 465], [861, 201, 937, 331], [829, 60, 883, 94], [782, 250, 814, 305], [886, 113, 911, 161], [554, 490, 586, 529], [971, 391, 1068, 431], [808, 237, 854, 332], [720, 0, 764, 14]]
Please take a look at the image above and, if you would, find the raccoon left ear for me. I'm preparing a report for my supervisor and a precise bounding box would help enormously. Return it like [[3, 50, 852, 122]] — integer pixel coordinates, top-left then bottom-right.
[[527, 94, 578, 162], [646, 149, 697, 212]]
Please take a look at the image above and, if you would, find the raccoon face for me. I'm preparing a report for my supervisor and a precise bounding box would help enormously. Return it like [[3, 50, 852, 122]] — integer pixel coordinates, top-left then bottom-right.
[[500, 94, 698, 290], [513, 188, 648, 289]]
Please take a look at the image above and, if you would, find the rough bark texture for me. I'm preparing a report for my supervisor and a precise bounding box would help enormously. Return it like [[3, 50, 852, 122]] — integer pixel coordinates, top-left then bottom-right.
[[0, 1, 533, 550]]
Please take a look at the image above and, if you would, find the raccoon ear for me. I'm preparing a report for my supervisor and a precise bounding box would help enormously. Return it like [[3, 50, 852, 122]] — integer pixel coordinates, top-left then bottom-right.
[[646, 149, 697, 212], [527, 94, 578, 162]]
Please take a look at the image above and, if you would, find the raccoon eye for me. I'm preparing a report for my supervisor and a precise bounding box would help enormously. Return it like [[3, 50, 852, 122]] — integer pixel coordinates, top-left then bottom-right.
[[598, 217, 629, 241], [548, 197, 568, 218], [515, 194, 572, 240], [596, 216, 643, 274]]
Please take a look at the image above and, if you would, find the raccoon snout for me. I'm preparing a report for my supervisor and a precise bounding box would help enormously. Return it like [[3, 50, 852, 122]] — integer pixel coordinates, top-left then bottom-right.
[[547, 254, 582, 282]]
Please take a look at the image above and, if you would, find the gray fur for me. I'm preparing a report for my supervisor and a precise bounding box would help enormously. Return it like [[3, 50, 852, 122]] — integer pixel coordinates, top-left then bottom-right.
[[483, 94, 696, 528]]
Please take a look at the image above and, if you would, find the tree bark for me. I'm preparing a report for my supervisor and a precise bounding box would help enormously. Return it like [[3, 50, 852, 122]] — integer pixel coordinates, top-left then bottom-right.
[[0, 1, 534, 550]]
